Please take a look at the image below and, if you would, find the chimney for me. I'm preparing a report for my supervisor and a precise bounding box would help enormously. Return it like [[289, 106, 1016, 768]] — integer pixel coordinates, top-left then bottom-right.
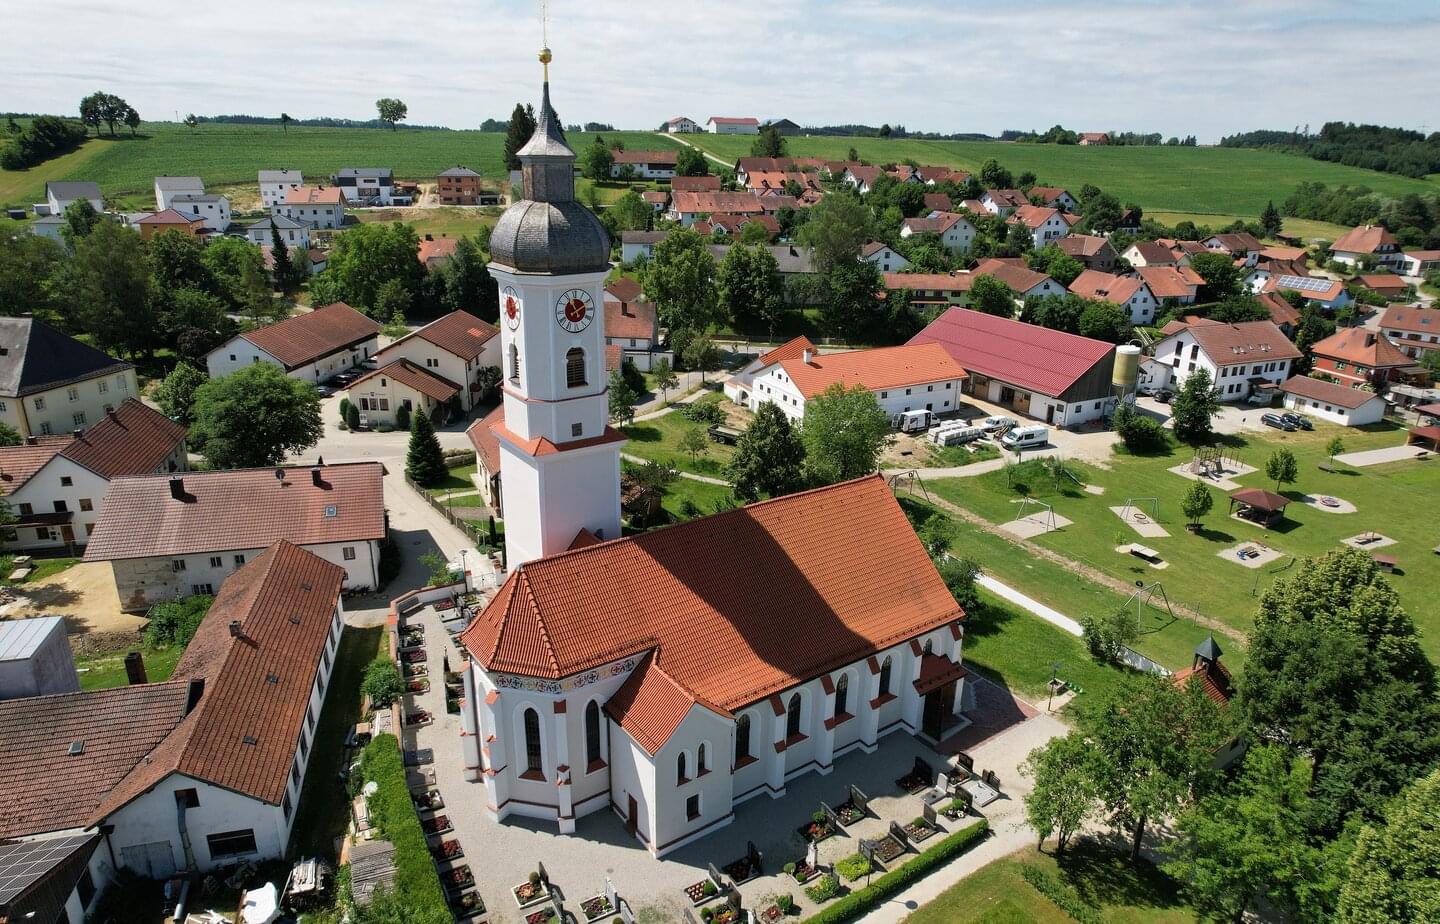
[[124, 651, 148, 685], [71, 428, 82, 438], [228, 619, 243, 639], [107, 408, 119, 422], [184, 678, 205, 715], [168, 476, 185, 500], [311, 467, 325, 487], [802, 348, 815, 365], [24, 436, 35, 446]]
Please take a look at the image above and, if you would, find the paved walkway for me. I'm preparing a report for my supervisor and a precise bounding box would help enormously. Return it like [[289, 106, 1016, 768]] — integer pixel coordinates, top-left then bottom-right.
[[1335, 443, 1430, 467], [975, 575, 1082, 636]]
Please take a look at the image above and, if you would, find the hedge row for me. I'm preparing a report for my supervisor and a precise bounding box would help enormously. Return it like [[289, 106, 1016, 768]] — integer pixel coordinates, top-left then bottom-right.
[[1019, 865, 1105, 924], [358, 733, 452, 924], [801, 817, 990, 923]]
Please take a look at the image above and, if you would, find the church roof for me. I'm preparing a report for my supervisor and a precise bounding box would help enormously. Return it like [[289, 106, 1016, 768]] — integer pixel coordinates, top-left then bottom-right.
[[461, 476, 963, 749]]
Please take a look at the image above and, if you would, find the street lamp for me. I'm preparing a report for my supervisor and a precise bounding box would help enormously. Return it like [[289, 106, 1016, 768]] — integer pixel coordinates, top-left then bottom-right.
[[1047, 661, 1062, 712]]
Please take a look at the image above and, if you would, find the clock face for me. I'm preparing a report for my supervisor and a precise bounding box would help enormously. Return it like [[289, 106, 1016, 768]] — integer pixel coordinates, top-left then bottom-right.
[[555, 289, 594, 333], [502, 287, 521, 330]]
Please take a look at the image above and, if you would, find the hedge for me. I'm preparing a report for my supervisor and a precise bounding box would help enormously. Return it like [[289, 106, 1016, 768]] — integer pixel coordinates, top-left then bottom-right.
[[358, 734, 452, 924], [800, 818, 990, 924]]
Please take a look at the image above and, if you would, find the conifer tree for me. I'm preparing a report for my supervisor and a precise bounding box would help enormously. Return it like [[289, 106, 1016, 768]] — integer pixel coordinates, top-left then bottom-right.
[[405, 411, 447, 486]]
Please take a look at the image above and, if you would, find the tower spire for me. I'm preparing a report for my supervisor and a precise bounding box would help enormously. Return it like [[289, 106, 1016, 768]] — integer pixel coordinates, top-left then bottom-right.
[[539, 0, 551, 81]]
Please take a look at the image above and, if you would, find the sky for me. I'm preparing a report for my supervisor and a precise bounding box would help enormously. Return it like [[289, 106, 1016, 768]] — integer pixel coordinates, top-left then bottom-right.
[[4, 0, 1439, 142]]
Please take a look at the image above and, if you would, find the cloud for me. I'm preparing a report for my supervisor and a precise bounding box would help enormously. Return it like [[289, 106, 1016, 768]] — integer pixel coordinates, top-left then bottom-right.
[[2, 0, 1437, 140]]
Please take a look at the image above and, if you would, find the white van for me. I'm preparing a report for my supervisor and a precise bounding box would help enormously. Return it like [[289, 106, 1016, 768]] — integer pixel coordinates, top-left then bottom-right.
[[1001, 425, 1048, 451], [894, 409, 932, 433]]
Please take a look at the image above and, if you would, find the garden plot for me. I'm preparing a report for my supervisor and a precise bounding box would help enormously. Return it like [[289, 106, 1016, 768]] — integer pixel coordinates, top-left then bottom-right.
[[1299, 493, 1356, 514], [1109, 506, 1170, 538], [1218, 542, 1284, 569], [1342, 531, 1397, 551]]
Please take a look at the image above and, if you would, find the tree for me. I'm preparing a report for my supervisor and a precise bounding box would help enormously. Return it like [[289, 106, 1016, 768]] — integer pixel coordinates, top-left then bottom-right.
[[799, 192, 873, 275], [0, 422, 21, 447], [375, 98, 408, 131], [439, 236, 498, 320], [503, 102, 537, 171], [270, 225, 296, 294], [969, 274, 1015, 317], [979, 158, 1013, 189], [362, 659, 404, 707], [1021, 734, 1097, 855], [717, 243, 783, 334], [601, 191, 652, 236], [651, 357, 678, 402], [79, 91, 131, 137], [1181, 479, 1214, 528], [280, 112, 292, 132], [189, 362, 322, 468], [682, 335, 720, 383], [1336, 768, 1440, 923], [674, 146, 708, 177], [346, 402, 361, 430], [739, 220, 771, 244], [78, 92, 102, 136], [1266, 447, 1299, 495], [60, 199, 101, 246], [1165, 746, 1336, 923], [1077, 301, 1131, 342], [608, 369, 638, 425], [1261, 200, 1284, 238], [643, 228, 718, 332], [202, 236, 273, 319], [1420, 348, 1440, 378], [122, 106, 140, 136], [579, 136, 614, 181], [311, 221, 423, 316], [405, 411, 447, 486], [158, 289, 228, 360], [819, 260, 882, 341], [1080, 192, 1124, 234], [0, 233, 65, 320], [1027, 246, 1084, 286], [1326, 435, 1346, 467], [183, 113, 198, 131], [679, 426, 709, 465], [728, 402, 807, 502], [54, 219, 156, 358], [473, 365, 501, 404], [751, 124, 786, 158], [802, 384, 891, 485], [1189, 251, 1243, 300], [1170, 368, 1220, 444], [1209, 294, 1270, 323], [1112, 401, 1168, 453]]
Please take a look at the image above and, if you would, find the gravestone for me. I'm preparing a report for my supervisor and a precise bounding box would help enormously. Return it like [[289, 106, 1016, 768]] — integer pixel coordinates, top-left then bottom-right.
[[681, 907, 700, 924], [727, 891, 742, 914], [890, 820, 909, 846], [849, 784, 869, 814], [707, 862, 725, 889], [605, 877, 618, 908], [954, 750, 974, 772], [619, 898, 637, 924], [922, 803, 938, 828], [537, 860, 550, 885], [859, 839, 877, 863], [984, 769, 1001, 789], [808, 839, 820, 871], [820, 801, 840, 828], [912, 755, 933, 782], [747, 840, 763, 874]]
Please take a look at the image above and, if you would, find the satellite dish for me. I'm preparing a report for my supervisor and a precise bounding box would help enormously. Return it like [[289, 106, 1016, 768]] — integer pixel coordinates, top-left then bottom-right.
[[275, 468, 286, 481]]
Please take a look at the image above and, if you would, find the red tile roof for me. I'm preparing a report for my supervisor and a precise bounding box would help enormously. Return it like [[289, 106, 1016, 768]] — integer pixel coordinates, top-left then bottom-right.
[[377, 310, 498, 363], [973, 259, 1055, 295], [775, 343, 966, 399], [922, 193, 952, 212], [349, 358, 461, 402], [1172, 663, 1231, 705], [94, 542, 344, 818], [1136, 265, 1201, 299], [1309, 328, 1412, 368], [0, 682, 191, 837], [417, 237, 458, 267], [285, 185, 345, 205], [1068, 270, 1146, 304], [605, 653, 723, 755], [60, 398, 185, 480], [1358, 274, 1407, 292], [1281, 375, 1385, 409], [756, 335, 816, 369], [1332, 225, 1398, 255], [137, 208, 204, 226], [672, 175, 722, 193], [238, 302, 381, 370], [605, 297, 657, 342], [1028, 186, 1071, 205], [1008, 204, 1060, 230], [83, 462, 386, 561], [884, 272, 973, 293], [1379, 305, 1440, 336], [461, 476, 962, 736], [1257, 292, 1301, 328], [1056, 235, 1113, 259], [1127, 241, 1176, 265], [605, 277, 643, 303], [612, 150, 678, 166], [909, 308, 1115, 398], [641, 191, 668, 205], [1162, 318, 1301, 364], [0, 436, 74, 496], [670, 191, 765, 215], [1261, 274, 1346, 303], [467, 404, 504, 476]]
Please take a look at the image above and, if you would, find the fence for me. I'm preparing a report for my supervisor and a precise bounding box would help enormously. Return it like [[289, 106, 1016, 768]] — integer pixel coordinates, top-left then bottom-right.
[[403, 473, 503, 563]]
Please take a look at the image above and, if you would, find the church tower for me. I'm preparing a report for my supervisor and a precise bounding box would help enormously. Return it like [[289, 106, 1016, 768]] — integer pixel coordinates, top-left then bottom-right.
[[487, 48, 624, 569]]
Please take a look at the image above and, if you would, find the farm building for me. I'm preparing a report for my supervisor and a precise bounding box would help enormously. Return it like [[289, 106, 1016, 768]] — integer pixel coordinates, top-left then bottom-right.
[[205, 302, 380, 383], [1280, 376, 1389, 426]]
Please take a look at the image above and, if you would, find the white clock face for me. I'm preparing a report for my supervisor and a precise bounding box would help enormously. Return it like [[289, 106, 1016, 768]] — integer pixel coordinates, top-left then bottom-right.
[[555, 289, 594, 333], [502, 287, 521, 331]]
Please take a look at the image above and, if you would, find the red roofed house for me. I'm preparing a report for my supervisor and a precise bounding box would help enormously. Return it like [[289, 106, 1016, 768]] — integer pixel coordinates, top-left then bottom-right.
[[972, 258, 1065, 302], [1308, 328, 1425, 389], [0, 540, 350, 900], [83, 461, 386, 609], [882, 272, 973, 309], [671, 175, 722, 193], [135, 208, 205, 241], [1330, 224, 1404, 271], [723, 335, 816, 406], [1121, 240, 1184, 268], [666, 190, 765, 226], [899, 211, 978, 254], [1379, 305, 1440, 360], [1027, 186, 1078, 211], [1006, 204, 1071, 247], [1152, 318, 1301, 401], [1400, 250, 1440, 277], [1135, 264, 1204, 304], [910, 308, 1119, 426], [746, 342, 967, 422], [603, 279, 666, 370], [1078, 132, 1109, 145], [417, 234, 459, 269], [861, 241, 909, 273], [610, 150, 678, 180], [372, 310, 501, 413], [1256, 291, 1301, 335], [0, 399, 186, 552], [1171, 637, 1246, 767], [1261, 273, 1352, 312], [705, 116, 760, 135], [1055, 235, 1118, 272], [276, 185, 346, 229], [205, 302, 381, 384], [1358, 274, 1410, 301], [346, 358, 462, 427], [1280, 375, 1390, 426], [1068, 270, 1159, 325]]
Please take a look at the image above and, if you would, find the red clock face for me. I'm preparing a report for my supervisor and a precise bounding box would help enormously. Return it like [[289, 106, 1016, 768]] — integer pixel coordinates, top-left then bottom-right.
[[556, 289, 594, 333], [503, 287, 520, 330]]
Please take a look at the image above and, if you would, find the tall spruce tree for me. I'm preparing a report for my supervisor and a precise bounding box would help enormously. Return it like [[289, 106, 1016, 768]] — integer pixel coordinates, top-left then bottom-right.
[[270, 225, 294, 293], [503, 103, 537, 171], [405, 411, 447, 486]]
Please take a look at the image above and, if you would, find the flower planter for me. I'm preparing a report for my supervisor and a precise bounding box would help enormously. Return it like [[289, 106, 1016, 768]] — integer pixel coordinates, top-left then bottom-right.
[[709, 908, 741, 924], [450, 889, 486, 920], [407, 679, 431, 694], [411, 789, 443, 811], [403, 662, 429, 678], [789, 860, 820, 885], [895, 770, 929, 794], [579, 894, 615, 922], [797, 820, 835, 844], [834, 800, 865, 826], [758, 903, 785, 923], [513, 880, 550, 909], [683, 879, 720, 906], [421, 815, 452, 836], [446, 697, 462, 715], [442, 865, 474, 892], [430, 838, 464, 862], [872, 835, 905, 864], [402, 649, 428, 663], [435, 599, 457, 612], [405, 711, 432, 727], [904, 820, 937, 843], [525, 908, 556, 924]]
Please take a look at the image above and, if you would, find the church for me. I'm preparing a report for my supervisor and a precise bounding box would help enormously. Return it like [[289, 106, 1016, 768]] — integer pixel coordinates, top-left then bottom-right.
[[456, 51, 970, 857]]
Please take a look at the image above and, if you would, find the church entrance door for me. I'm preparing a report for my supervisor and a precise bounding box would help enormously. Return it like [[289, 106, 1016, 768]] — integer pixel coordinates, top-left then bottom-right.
[[626, 794, 638, 837], [922, 681, 956, 740]]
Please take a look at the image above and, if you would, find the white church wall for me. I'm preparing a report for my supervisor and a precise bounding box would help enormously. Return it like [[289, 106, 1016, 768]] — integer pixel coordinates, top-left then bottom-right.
[[649, 704, 735, 856]]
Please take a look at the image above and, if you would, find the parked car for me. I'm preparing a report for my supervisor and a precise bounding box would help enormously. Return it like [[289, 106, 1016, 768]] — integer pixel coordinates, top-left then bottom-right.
[[1280, 412, 1313, 430], [980, 415, 1017, 432], [1261, 413, 1296, 432], [1152, 389, 1174, 403], [315, 384, 335, 398], [329, 370, 360, 386]]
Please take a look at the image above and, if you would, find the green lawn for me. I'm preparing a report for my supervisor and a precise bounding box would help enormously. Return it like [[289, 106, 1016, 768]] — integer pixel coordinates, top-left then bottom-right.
[[681, 133, 1440, 217], [289, 625, 384, 859], [621, 398, 736, 479], [74, 644, 185, 691], [904, 843, 1193, 924], [1147, 211, 1349, 242], [355, 205, 503, 240], [0, 555, 79, 586], [927, 422, 1440, 660], [424, 462, 478, 495]]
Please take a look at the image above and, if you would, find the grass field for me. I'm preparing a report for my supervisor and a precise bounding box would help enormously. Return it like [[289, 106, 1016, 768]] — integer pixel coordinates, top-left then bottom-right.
[[75, 644, 185, 690], [681, 133, 1440, 217], [927, 422, 1440, 660], [621, 395, 736, 478], [904, 843, 1192, 924], [0, 121, 678, 207]]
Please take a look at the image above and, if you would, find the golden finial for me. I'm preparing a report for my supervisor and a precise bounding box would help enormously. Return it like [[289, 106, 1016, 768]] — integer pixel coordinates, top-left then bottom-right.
[[539, 46, 552, 81], [539, 0, 551, 80]]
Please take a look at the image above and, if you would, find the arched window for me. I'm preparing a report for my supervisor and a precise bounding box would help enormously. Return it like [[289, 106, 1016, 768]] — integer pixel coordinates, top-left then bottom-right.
[[735, 714, 752, 762], [698, 742, 708, 775], [677, 751, 688, 784], [786, 692, 803, 739], [835, 674, 849, 716], [879, 657, 893, 697], [585, 700, 602, 767], [522, 708, 542, 776], [566, 348, 586, 388], [509, 343, 521, 382]]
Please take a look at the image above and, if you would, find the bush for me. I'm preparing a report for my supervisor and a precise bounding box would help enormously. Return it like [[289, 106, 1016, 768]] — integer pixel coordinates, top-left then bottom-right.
[[804, 874, 840, 903], [835, 854, 872, 882], [801, 820, 989, 923], [142, 595, 212, 647], [1018, 866, 1105, 924], [394, 404, 411, 431], [620, 358, 645, 395], [362, 658, 404, 707], [339, 397, 351, 423], [357, 735, 452, 924], [679, 401, 724, 425], [1113, 401, 1168, 453]]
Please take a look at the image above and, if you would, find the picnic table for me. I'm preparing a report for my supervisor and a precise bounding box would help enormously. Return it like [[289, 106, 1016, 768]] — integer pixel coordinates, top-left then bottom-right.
[[1373, 554, 1397, 572], [1129, 544, 1162, 563]]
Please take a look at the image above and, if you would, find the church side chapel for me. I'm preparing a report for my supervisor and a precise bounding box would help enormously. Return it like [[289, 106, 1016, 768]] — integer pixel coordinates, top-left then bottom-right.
[[456, 47, 971, 858]]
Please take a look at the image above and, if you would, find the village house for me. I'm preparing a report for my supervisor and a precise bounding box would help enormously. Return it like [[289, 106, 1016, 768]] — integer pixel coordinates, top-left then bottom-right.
[[882, 272, 972, 310], [1068, 270, 1159, 324], [276, 185, 347, 230], [922, 192, 953, 212], [0, 540, 348, 906], [610, 150, 678, 180], [346, 359, 461, 428], [705, 116, 759, 134], [723, 336, 814, 407], [1379, 305, 1440, 360], [418, 235, 458, 269], [169, 193, 231, 233], [1152, 318, 1300, 401], [372, 310, 501, 414], [1122, 240, 1184, 267], [1055, 235, 1118, 272], [745, 342, 967, 422], [1203, 232, 1263, 259], [861, 241, 908, 273], [1256, 292, 1301, 335], [695, 214, 780, 240], [258, 169, 304, 208], [1308, 328, 1424, 389], [245, 213, 311, 251], [666, 190, 765, 226], [1135, 264, 1204, 304], [205, 302, 380, 383], [842, 165, 883, 194], [1007, 204, 1070, 247], [1078, 132, 1109, 145], [671, 175, 722, 193], [0, 319, 138, 439], [29, 214, 65, 242], [437, 166, 492, 205], [465, 405, 505, 513], [153, 175, 204, 210], [665, 116, 698, 134], [44, 182, 102, 217], [1115, 208, 1143, 235], [1280, 375, 1390, 427], [733, 157, 811, 185], [1027, 186, 1077, 211], [0, 399, 186, 552], [1357, 274, 1410, 301], [620, 230, 666, 263], [1400, 250, 1440, 277], [135, 208, 205, 241], [1261, 273, 1352, 311], [980, 189, 1027, 217], [641, 190, 669, 212], [1330, 224, 1404, 270], [603, 278, 661, 358], [83, 461, 386, 609], [974, 258, 1064, 302], [745, 171, 821, 196], [334, 167, 395, 205], [899, 211, 977, 253]]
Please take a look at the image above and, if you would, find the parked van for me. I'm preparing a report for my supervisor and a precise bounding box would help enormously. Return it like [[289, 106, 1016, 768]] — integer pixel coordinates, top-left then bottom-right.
[[893, 409, 933, 433], [1001, 425, 1048, 451]]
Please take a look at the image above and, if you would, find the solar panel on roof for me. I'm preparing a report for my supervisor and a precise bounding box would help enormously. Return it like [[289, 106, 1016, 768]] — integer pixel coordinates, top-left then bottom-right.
[[1277, 275, 1331, 292]]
